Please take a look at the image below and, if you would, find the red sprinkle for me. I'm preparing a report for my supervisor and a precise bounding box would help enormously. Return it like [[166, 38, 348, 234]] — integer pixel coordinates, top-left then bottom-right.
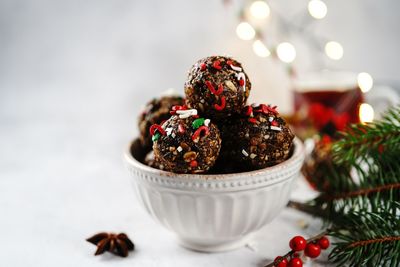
[[239, 79, 245, 86], [190, 160, 198, 168], [248, 118, 257, 124], [244, 105, 253, 116], [270, 105, 278, 114], [149, 124, 166, 136], [192, 126, 210, 141], [170, 105, 187, 115], [200, 63, 207, 70], [205, 81, 223, 95], [192, 114, 199, 119], [271, 120, 279, 126], [227, 60, 233, 66], [178, 124, 185, 134], [214, 96, 226, 111], [213, 60, 222, 70], [257, 104, 279, 115]]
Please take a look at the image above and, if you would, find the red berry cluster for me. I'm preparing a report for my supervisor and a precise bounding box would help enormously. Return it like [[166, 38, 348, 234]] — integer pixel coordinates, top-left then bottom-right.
[[273, 235, 330, 267]]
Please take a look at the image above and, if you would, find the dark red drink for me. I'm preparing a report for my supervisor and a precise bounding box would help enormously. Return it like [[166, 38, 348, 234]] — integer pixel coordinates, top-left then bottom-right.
[[292, 71, 364, 137]]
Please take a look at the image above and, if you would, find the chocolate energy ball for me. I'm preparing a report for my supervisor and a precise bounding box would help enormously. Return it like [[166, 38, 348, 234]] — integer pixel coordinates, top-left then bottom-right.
[[138, 95, 185, 148], [151, 107, 221, 173], [184, 56, 251, 120], [220, 104, 294, 169], [302, 136, 350, 192], [144, 150, 163, 170]]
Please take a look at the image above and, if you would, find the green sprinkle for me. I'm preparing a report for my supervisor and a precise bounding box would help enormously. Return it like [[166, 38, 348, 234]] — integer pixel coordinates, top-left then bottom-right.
[[152, 132, 161, 142], [192, 118, 205, 129]]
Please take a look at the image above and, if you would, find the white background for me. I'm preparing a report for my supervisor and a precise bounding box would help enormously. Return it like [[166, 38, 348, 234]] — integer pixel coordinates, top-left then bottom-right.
[[0, 0, 399, 266]]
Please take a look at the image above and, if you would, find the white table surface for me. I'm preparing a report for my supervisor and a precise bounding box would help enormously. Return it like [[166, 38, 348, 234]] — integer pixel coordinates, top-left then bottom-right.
[[1, 1, 398, 265], [0, 84, 332, 267]]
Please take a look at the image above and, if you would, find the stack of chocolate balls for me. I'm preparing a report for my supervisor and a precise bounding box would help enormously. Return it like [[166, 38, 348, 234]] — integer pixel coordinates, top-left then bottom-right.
[[137, 56, 294, 174]]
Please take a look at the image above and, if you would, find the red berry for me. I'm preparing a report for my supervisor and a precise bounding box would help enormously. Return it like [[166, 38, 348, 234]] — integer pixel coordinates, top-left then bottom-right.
[[289, 236, 307, 251], [305, 243, 321, 258], [318, 236, 330, 249], [288, 257, 303, 267], [274, 256, 288, 267]]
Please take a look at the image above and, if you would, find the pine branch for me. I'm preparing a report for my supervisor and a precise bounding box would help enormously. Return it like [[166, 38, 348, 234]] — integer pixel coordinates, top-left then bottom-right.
[[332, 105, 400, 164], [299, 105, 400, 220], [328, 205, 400, 267], [287, 106, 400, 266]]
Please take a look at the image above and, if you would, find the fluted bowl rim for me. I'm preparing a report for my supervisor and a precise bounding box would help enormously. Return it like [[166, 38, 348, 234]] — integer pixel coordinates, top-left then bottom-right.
[[124, 137, 304, 192]]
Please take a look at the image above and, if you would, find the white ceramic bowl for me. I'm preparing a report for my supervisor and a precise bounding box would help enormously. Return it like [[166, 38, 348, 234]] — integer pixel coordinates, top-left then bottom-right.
[[124, 138, 304, 252]]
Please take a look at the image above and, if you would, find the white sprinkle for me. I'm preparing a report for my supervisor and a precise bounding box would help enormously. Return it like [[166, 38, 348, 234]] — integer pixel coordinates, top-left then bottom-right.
[[264, 134, 270, 139], [200, 99, 205, 103], [271, 126, 282, 131], [245, 133, 249, 138], [229, 64, 243, 72], [165, 127, 173, 136], [171, 132, 176, 138], [264, 155, 269, 160], [204, 119, 211, 126], [235, 72, 246, 91], [242, 149, 249, 157], [251, 103, 259, 107], [269, 117, 274, 122], [177, 146, 183, 152], [176, 109, 198, 119], [250, 153, 257, 159]]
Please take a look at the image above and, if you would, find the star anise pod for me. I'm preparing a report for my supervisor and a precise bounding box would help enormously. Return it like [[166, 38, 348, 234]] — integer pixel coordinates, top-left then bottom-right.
[[86, 232, 135, 257]]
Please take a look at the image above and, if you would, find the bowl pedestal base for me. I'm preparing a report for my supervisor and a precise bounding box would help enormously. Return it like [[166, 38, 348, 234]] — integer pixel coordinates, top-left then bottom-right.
[[177, 234, 253, 253]]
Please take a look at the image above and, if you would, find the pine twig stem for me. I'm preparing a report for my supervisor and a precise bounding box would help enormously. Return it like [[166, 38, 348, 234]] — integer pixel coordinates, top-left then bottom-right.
[[347, 236, 400, 248], [286, 200, 327, 218], [339, 131, 400, 149], [263, 230, 330, 267], [323, 183, 400, 200]]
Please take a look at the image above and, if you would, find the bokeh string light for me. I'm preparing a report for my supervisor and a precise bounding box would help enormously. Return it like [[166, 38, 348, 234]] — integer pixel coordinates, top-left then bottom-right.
[[235, 0, 340, 64], [249, 0, 270, 19], [234, 0, 375, 116], [308, 0, 328, 19], [236, 22, 256, 40], [357, 72, 374, 93], [325, 41, 344, 60], [252, 40, 271, 57], [359, 103, 375, 123], [276, 42, 296, 63]]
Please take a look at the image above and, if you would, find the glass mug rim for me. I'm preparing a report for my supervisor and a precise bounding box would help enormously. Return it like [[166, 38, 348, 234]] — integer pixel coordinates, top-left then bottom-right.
[[293, 70, 358, 92]]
